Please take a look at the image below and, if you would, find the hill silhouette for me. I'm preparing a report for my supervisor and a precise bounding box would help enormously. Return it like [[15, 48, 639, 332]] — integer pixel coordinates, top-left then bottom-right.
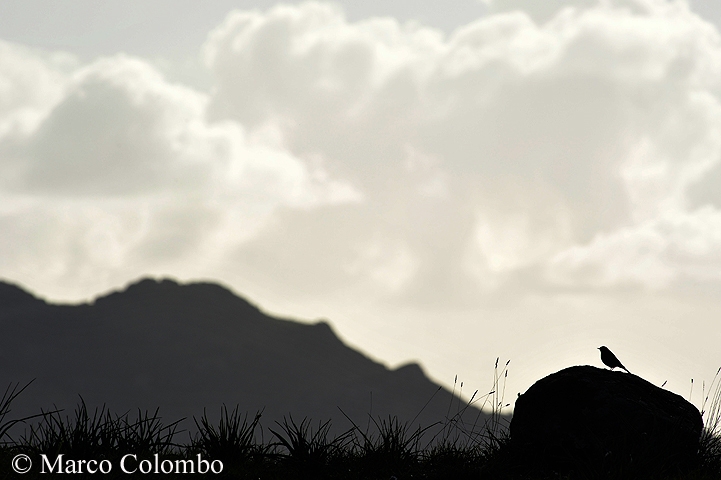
[[0, 277, 489, 434]]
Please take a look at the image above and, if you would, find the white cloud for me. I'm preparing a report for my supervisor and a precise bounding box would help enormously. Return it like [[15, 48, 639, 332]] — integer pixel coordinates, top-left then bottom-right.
[[2, 0, 721, 301], [0, 41, 73, 133], [196, 1, 721, 300], [0, 41, 360, 298], [481, 0, 598, 24]]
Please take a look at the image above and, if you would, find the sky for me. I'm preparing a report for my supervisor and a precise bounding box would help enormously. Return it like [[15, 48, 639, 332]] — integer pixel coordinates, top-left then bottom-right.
[[2, 0, 721, 413]]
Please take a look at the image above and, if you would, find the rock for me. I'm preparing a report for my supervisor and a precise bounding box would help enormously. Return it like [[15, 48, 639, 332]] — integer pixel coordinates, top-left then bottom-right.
[[510, 365, 703, 476]]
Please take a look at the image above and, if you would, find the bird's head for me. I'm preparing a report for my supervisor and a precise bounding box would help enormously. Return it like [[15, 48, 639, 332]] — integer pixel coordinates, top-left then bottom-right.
[[598, 346, 608, 352]]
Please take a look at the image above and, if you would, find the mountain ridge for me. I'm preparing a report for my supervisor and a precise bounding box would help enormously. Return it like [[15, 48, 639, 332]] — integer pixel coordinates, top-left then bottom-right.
[[0, 277, 489, 434]]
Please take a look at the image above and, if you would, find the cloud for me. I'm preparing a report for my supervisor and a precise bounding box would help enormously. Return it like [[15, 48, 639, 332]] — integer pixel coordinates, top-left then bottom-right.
[[481, 0, 597, 26], [198, 0, 721, 301], [2, 0, 721, 302], [0, 40, 359, 298]]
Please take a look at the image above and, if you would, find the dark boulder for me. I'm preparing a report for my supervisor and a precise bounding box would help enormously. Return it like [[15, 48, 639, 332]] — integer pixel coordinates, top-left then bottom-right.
[[510, 365, 703, 476]]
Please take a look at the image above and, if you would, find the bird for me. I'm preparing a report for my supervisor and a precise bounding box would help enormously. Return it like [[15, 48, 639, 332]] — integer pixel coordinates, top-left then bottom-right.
[[598, 346, 631, 373]]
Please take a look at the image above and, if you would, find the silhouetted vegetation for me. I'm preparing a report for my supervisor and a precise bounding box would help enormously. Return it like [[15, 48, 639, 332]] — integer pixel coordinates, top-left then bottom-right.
[[1, 361, 720, 479]]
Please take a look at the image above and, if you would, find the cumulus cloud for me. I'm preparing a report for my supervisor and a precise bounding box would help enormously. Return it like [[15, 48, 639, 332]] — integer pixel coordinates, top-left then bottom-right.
[[0, 39, 360, 298], [2, 0, 721, 302], [196, 0, 721, 301]]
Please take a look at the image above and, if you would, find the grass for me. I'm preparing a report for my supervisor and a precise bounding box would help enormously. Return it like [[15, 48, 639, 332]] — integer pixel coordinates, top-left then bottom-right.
[[0, 361, 720, 479], [697, 367, 721, 477], [19, 400, 181, 460], [190, 406, 266, 463], [0, 381, 42, 446]]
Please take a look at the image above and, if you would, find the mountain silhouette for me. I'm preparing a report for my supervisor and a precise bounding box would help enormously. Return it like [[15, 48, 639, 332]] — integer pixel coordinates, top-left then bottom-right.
[[0, 277, 489, 435]]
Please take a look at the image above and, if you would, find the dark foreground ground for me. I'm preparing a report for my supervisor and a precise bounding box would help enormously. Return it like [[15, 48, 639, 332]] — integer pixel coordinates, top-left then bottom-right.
[[0, 391, 720, 480]]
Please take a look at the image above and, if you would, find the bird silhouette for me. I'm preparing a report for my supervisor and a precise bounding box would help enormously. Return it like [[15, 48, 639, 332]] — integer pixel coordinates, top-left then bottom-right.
[[598, 346, 630, 373]]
